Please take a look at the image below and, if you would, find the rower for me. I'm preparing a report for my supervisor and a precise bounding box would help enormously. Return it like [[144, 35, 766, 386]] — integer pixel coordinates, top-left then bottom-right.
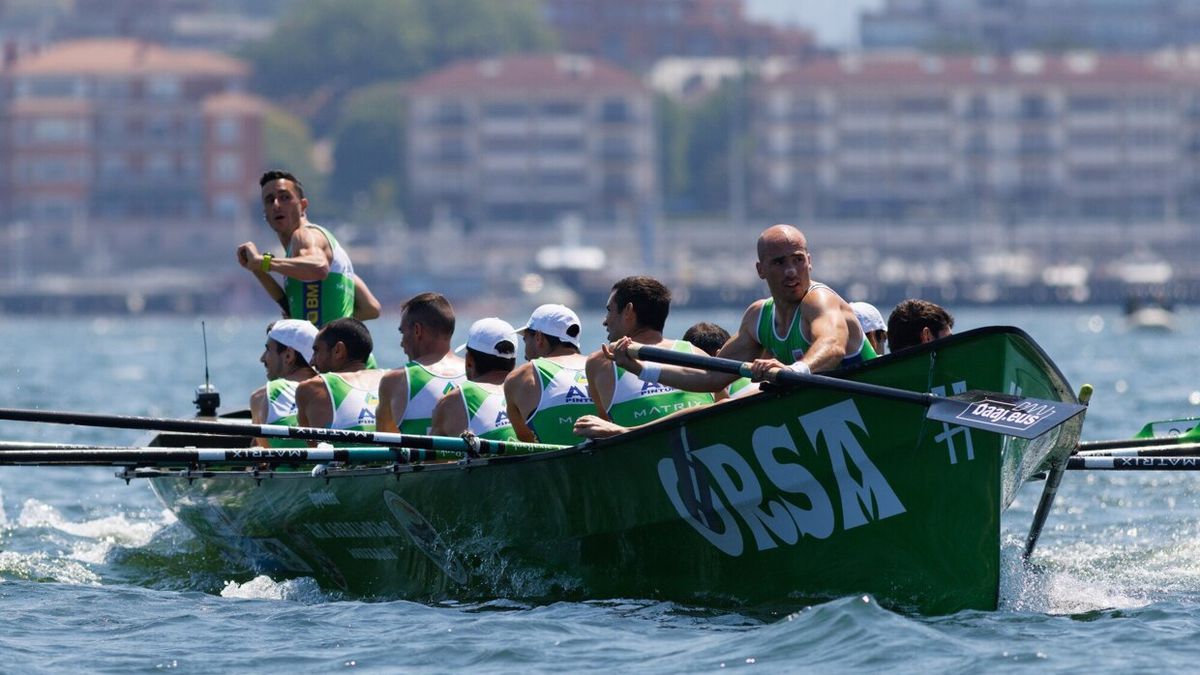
[[851, 301, 888, 356], [236, 169, 382, 326], [249, 319, 318, 448], [376, 292, 467, 434], [431, 318, 519, 441], [503, 303, 592, 445], [607, 225, 876, 391], [575, 276, 714, 438], [296, 318, 384, 435], [682, 321, 755, 399], [887, 299, 954, 353]]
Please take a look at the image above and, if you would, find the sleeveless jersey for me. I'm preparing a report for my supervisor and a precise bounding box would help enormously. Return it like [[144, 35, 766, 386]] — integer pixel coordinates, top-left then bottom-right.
[[756, 290, 878, 367], [285, 223, 356, 327], [320, 372, 379, 432], [400, 361, 466, 435], [527, 358, 592, 445], [264, 378, 307, 448], [460, 381, 517, 441], [727, 377, 759, 399], [609, 341, 715, 427]]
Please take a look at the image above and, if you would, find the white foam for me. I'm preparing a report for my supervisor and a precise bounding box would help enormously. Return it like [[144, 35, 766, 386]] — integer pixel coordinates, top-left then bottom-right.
[[16, 499, 167, 548], [220, 574, 327, 602], [0, 550, 100, 585]]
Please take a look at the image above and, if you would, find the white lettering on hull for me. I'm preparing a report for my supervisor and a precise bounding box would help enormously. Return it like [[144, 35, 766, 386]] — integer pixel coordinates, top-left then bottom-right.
[[659, 399, 904, 557]]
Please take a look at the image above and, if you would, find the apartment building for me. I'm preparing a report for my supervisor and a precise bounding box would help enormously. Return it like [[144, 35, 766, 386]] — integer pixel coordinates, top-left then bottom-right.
[[544, 0, 813, 72], [0, 38, 265, 231], [862, 0, 1200, 53], [751, 50, 1200, 224], [407, 54, 656, 231]]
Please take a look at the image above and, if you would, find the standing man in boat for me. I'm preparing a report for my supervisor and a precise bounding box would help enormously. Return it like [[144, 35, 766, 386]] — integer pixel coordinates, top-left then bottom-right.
[[887, 299, 954, 353], [375, 292, 467, 435], [236, 169, 381, 326], [296, 318, 384, 433], [249, 319, 319, 447], [575, 276, 714, 438], [503, 304, 592, 445], [430, 318, 519, 441], [606, 225, 875, 391]]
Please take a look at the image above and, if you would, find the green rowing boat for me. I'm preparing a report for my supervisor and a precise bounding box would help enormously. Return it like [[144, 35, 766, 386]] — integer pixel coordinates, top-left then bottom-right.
[[135, 326, 1079, 614]]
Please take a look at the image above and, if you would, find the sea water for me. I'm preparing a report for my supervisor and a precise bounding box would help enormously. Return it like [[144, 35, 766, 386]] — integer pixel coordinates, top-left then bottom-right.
[[0, 307, 1199, 672]]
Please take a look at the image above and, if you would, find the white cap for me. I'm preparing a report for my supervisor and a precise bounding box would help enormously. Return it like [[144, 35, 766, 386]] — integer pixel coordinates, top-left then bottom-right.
[[517, 303, 581, 348], [456, 317, 518, 358], [850, 302, 886, 334], [268, 319, 319, 362]]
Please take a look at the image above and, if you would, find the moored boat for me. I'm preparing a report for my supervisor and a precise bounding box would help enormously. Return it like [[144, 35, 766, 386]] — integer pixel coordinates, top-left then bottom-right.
[[129, 325, 1081, 615]]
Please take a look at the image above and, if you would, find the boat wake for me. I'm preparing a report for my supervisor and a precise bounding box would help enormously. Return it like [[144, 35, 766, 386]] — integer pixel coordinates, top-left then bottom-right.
[[220, 574, 331, 603]]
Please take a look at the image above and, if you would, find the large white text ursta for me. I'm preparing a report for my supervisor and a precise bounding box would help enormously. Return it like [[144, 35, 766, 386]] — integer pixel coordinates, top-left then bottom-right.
[[658, 400, 906, 556]]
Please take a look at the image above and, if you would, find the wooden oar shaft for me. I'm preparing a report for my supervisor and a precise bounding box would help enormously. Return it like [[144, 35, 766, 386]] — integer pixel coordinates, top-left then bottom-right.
[[0, 407, 566, 456]]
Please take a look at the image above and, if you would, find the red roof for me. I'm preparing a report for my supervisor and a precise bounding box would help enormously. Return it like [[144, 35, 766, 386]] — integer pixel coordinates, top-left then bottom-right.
[[409, 54, 646, 95], [10, 38, 247, 77], [767, 51, 1200, 88]]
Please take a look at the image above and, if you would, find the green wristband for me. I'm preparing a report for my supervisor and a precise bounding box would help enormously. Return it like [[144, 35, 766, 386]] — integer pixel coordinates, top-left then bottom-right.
[[261, 252, 273, 273]]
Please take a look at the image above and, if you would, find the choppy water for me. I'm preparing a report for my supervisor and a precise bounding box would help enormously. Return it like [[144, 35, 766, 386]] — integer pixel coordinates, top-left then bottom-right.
[[1, 307, 1199, 672]]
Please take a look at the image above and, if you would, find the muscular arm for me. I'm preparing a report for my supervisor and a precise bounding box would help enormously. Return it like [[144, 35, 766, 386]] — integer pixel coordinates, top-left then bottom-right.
[[584, 350, 614, 421], [295, 377, 332, 437], [353, 276, 382, 321], [430, 391, 467, 437], [503, 364, 539, 442], [375, 369, 408, 433], [798, 290, 850, 372], [249, 386, 270, 448]]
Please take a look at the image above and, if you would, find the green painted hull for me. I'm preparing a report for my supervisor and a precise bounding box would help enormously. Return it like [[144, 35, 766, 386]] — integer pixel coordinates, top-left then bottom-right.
[[145, 327, 1079, 614]]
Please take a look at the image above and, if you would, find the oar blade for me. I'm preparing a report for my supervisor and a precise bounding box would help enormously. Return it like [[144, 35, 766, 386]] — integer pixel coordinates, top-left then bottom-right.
[[926, 391, 1086, 440]]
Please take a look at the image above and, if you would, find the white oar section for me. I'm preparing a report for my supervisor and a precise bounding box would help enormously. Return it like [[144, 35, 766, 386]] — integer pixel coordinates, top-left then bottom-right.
[[1067, 456, 1200, 471]]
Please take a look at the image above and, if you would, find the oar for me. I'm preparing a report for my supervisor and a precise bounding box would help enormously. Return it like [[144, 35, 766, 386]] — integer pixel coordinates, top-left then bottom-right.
[[0, 445, 463, 466], [1067, 456, 1200, 471], [627, 345, 1086, 440], [0, 407, 569, 457], [1080, 433, 1200, 452], [1076, 442, 1200, 458]]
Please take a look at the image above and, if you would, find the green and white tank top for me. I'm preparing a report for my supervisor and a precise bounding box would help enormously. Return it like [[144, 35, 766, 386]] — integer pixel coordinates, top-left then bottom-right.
[[527, 358, 592, 445], [609, 341, 715, 427], [459, 381, 517, 441], [756, 291, 877, 367], [264, 378, 308, 448], [320, 372, 379, 432], [401, 361, 466, 435], [286, 223, 356, 327]]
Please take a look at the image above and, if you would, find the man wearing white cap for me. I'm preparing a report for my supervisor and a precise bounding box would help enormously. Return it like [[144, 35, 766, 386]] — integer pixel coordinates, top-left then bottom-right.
[[850, 301, 887, 356], [296, 318, 384, 433], [376, 292, 467, 435], [431, 318, 519, 441], [250, 319, 318, 447], [503, 304, 592, 445]]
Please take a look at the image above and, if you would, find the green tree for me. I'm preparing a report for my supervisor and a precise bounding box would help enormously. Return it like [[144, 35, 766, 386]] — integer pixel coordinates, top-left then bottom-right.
[[241, 0, 554, 134], [263, 108, 327, 211], [328, 82, 408, 220]]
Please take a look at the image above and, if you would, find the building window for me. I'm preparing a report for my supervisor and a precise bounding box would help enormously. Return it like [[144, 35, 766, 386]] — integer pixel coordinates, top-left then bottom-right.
[[147, 153, 173, 177], [32, 118, 86, 143], [100, 154, 129, 179], [215, 117, 241, 144], [483, 102, 529, 119], [147, 76, 181, 100], [541, 101, 582, 117], [213, 193, 241, 220], [601, 99, 631, 123], [212, 153, 241, 182]]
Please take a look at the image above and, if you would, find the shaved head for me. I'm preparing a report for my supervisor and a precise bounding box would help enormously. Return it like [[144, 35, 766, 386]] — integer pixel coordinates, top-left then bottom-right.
[[756, 224, 808, 261]]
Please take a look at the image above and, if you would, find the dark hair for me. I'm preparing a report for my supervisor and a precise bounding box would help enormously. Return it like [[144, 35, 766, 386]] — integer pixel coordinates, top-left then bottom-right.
[[401, 292, 456, 337], [887, 299, 954, 353], [315, 317, 373, 363], [611, 276, 671, 332], [259, 169, 305, 199], [527, 329, 579, 353], [467, 347, 516, 376], [682, 322, 731, 357]]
